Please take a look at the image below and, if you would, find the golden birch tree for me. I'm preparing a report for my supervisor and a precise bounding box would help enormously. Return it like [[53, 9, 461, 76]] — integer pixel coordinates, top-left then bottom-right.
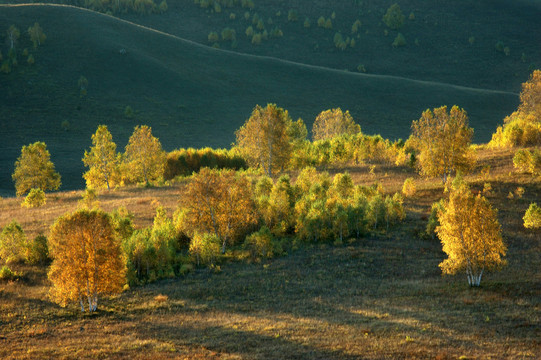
[[410, 105, 475, 182], [235, 104, 291, 177], [312, 108, 361, 141], [83, 125, 121, 190], [12, 141, 61, 196], [124, 125, 166, 184], [48, 209, 125, 312], [180, 168, 257, 253], [436, 180, 506, 287]]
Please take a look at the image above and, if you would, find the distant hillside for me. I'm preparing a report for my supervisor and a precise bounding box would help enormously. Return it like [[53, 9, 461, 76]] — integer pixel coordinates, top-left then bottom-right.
[[0, 4, 519, 195]]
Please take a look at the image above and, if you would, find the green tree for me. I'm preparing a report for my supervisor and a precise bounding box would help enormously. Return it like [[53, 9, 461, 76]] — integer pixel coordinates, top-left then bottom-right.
[[436, 180, 506, 287], [410, 105, 475, 182], [48, 209, 126, 311], [0, 221, 28, 264], [312, 108, 361, 141], [7, 25, 20, 50], [124, 125, 166, 184], [83, 125, 121, 190], [383, 4, 405, 30], [12, 142, 61, 197], [523, 203, 541, 229], [235, 104, 292, 177], [27, 22, 46, 48]]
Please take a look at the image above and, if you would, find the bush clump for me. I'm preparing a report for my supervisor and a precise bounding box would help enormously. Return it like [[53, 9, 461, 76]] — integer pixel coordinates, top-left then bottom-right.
[[523, 203, 541, 229], [22, 188, 46, 208], [383, 4, 405, 30]]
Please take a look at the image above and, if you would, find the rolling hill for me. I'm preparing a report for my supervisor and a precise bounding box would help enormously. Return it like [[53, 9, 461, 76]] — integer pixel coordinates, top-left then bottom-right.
[[0, 4, 520, 195]]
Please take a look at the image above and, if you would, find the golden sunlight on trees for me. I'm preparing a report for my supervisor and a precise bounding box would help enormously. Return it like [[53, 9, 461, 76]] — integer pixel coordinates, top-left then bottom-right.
[[48, 209, 125, 312], [27, 22, 46, 48], [83, 125, 121, 190], [124, 125, 166, 184], [490, 70, 541, 146], [410, 105, 475, 182], [436, 178, 506, 287], [235, 104, 291, 177], [179, 168, 257, 253], [523, 203, 541, 229], [311, 108, 361, 141], [12, 142, 61, 197]]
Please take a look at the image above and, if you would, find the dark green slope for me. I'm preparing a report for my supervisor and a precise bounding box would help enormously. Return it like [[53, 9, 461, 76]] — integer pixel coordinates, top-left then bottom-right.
[[0, 4, 518, 195]]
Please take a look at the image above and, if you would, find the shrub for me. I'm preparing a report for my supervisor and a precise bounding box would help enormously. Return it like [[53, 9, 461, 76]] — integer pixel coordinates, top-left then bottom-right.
[[158, 0, 168, 12], [523, 203, 541, 229], [304, 17, 311, 28], [495, 41, 505, 52], [208, 31, 219, 43], [0, 266, 18, 281], [325, 18, 333, 29], [0, 221, 28, 264], [513, 149, 541, 174], [383, 4, 405, 30], [392, 33, 406, 47], [270, 27, 283, 38], [317, 16, 326, 27], [189, 232, 221, 266], [230, 13, 236, 20], [256, 20, 265, 30], [252, 33, 262, 45], [124, 105, 134, 119], [214, 2, 221, 13], [27, 54, 35, 65], [287, 9, 298, 22], [351, 19, 362, 34], [426, 200, 445, 239], [26, 234, 49, 265], [22, 188, 46, 208], [245, 25, 254, 37], [244, 226, 274, 260], [402, 178, 416, 197], [221, 27, 236, 41]]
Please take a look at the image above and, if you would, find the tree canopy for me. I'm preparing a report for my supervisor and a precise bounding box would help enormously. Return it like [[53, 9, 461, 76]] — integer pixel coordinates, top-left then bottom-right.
[[12, 141, 61, 196], [48, 209, 125, 312], [235, 104, 291, 177], [124, 125, 166, 184], [82, 125, 121, 190], [311, 108, 361, 141], [436, 179, 506, 286], [410, 105, 475, 182]]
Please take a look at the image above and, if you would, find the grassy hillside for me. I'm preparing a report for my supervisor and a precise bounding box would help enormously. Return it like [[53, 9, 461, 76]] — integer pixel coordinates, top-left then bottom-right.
[[0, 147, 539, 359], [0, 4, 521, 195]]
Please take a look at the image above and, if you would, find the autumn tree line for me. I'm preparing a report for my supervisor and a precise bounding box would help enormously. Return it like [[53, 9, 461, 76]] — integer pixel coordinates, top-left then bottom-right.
[[1, 70, 540, 311]]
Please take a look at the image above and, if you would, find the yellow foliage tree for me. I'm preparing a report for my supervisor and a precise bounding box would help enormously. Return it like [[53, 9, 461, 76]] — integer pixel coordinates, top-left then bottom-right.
[[48, 209, 126, 312], [312, 108, 361, 141], [180, 168, 257, 253], [124, 125, 166, 184], [410, 105, 475, 182], [235, 104, 291, 177], [12, 141, 61, 197], [436, 180, 506, 287], [83, 125, 121, 190]]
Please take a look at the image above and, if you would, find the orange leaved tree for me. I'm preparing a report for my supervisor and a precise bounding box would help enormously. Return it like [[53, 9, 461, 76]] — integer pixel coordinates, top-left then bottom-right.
[[179, 168, 257, 253], [48, 209, 125, 312]]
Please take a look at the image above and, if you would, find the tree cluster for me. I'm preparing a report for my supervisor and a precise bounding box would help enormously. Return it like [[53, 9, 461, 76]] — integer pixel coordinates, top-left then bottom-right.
[[490, 70, 541, 147]]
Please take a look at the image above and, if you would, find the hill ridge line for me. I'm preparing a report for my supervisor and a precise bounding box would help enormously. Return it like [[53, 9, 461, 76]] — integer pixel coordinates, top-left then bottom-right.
[[3, 3, 519, 98]]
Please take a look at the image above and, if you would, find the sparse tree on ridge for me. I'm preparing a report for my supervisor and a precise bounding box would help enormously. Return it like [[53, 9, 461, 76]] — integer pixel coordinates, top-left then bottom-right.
[[410, 105, 475, 183], [12, 141, 61, 197], [312, 108, 361, 141], [235, 104, 291, 177], [27, 22, 46, 48], [7, 25, 20, 50], [124, 125, 166, 184], [48, 209, 126, 312], [83, 125, 121, 190]]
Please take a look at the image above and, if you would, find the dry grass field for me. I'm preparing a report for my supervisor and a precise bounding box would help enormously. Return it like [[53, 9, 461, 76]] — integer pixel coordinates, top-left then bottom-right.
[[0, 147, 539, 359]]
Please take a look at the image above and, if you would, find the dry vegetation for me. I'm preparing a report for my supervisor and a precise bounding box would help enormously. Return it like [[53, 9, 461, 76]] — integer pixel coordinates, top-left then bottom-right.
[[0, 147, 539, 359]]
